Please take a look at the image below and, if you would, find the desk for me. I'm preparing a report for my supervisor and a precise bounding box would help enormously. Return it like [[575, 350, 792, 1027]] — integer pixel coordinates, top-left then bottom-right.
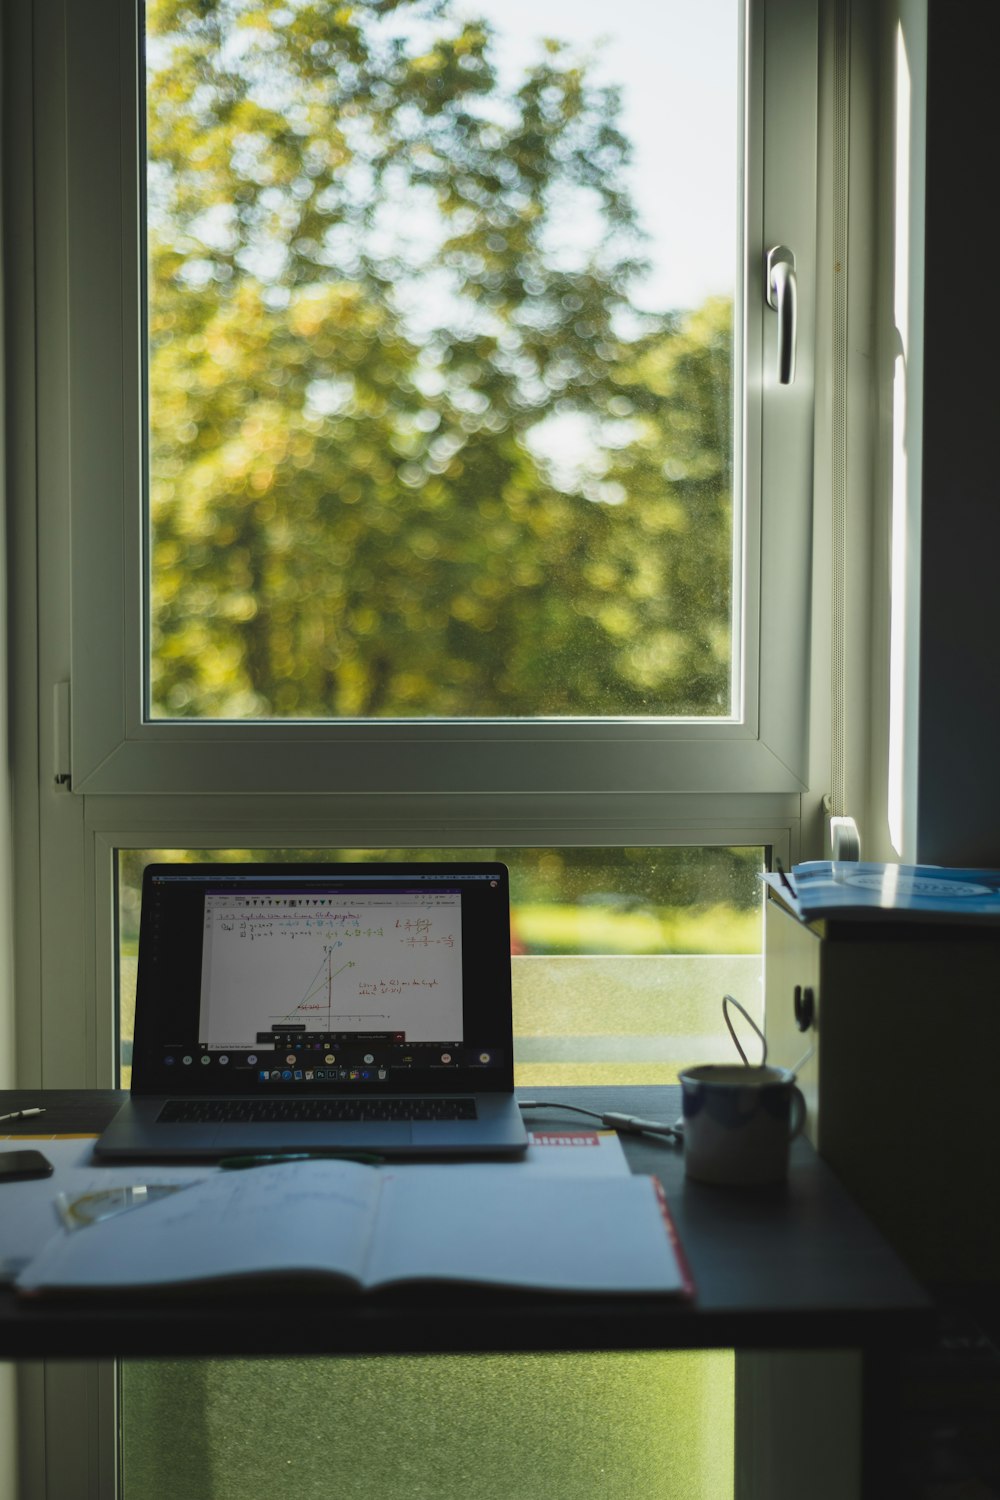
[[0, 1085, 934, 1498]]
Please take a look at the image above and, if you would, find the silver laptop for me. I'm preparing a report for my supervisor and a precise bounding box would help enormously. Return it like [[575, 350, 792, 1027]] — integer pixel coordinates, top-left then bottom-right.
[[96, 861, 527, 1160]]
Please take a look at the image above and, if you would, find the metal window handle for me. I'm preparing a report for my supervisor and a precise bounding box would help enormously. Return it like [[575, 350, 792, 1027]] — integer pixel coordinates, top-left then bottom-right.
[[765, 245, 797, 385]]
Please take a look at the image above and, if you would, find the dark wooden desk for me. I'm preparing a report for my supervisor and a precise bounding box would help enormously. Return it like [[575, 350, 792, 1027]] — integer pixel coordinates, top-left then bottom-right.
[[0, 1085, 938, 1500], [0, 1084, 932, 1361]]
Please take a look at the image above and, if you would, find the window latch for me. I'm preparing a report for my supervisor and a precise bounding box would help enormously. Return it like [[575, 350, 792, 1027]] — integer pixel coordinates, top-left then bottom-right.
[[54, 681, 72, 788], [765, 245, 797, 385]]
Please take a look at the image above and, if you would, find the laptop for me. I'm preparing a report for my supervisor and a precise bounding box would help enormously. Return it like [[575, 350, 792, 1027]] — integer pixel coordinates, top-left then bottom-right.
[[96, 861, 528, 1160]]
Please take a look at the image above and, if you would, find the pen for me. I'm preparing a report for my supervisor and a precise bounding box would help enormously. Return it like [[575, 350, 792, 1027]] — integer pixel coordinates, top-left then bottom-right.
[[218, 1152, 383, 1170], [0, 1107, 46, 1125]]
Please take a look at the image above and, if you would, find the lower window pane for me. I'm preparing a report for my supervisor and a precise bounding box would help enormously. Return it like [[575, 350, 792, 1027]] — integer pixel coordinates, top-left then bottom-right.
[[121, 1351, 734, 1500], [116, 845, 759, 1500], [117, 845, 764, 1084]]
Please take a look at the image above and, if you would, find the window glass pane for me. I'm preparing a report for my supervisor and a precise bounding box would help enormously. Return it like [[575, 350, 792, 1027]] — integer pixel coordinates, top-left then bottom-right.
[[121, 1351, 734, 1499], [117, 845, 764, 1084], [146, 0, 740, 719]]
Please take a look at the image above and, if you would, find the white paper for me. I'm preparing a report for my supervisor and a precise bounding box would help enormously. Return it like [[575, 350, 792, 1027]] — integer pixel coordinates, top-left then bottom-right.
[[366, 1172, 683, 1294], [16, 1160, 381, 1292]]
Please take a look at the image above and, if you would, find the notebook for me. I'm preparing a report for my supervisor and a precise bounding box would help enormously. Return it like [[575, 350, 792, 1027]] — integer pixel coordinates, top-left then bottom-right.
[[96, 861, 528, 1160]]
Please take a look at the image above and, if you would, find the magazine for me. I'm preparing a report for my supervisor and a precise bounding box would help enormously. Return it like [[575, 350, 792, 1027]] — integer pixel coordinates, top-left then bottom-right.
[[764, 861, 1000, 924]]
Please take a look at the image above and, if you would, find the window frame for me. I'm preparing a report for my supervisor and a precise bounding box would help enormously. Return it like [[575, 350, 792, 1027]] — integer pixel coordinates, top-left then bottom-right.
[[5, 2, 839, 1498], [57, 0, 817, 801], [9, 0, 826, 1091]]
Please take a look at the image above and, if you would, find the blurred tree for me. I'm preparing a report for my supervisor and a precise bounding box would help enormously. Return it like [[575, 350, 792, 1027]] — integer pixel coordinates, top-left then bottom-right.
[[147, 0, 733, 718]]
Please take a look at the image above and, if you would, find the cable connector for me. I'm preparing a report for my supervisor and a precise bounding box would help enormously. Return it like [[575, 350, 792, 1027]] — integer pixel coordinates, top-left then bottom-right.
[[601, 1111, 682, 1139]]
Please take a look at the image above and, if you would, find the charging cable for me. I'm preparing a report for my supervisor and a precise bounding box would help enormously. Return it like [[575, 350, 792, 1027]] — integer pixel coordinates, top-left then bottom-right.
[[722, 992, 767, 1066]]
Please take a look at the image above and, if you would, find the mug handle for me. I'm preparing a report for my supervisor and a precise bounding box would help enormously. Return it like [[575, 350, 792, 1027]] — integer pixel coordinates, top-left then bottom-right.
[[789, 1084, 807, 1141]]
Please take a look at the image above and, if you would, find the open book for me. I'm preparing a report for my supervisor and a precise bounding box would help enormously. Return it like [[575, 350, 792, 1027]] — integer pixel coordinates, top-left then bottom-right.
[[16, 1159, 692, 1298]]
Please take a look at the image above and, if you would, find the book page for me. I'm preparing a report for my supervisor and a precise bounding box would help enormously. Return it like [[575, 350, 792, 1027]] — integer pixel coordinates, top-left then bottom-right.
[[365, 1171, 686, 1295], [17, 1160, 381, 1293]]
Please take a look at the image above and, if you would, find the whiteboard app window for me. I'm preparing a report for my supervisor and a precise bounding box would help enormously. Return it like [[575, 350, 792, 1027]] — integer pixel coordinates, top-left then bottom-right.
[[198, 891, 465, 1055]]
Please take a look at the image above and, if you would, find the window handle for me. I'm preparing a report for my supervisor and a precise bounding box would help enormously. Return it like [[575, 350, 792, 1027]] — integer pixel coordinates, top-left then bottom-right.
[[765, 245, 797, 385]]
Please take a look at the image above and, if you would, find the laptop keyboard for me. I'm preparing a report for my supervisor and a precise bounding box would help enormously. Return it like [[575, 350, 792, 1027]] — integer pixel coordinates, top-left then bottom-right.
[[158, 1098, 479, 1124]]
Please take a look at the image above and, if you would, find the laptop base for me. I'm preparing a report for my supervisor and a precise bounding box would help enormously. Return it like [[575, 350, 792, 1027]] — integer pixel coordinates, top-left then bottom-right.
[[95, 1093, 528, 1161]]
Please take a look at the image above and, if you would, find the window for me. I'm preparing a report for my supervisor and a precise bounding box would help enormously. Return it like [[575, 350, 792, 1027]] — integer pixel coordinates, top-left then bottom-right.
[[57, 0, 815, 801], [7, 0, 824, 1495], [19, 0, 819, 1074]]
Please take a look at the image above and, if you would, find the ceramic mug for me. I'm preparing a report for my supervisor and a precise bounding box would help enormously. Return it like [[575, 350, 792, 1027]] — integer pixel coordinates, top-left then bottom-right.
[[679, 1064, 806, 1187]]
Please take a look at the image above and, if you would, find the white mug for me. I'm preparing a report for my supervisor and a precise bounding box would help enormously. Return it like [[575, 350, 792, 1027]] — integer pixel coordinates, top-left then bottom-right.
[[679, 1064, 806, 1187]]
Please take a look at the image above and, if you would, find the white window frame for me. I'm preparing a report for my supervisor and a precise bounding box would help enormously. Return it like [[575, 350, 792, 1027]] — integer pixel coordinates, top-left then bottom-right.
[[5, 0, 827, 1099], [52, 0, 817, 803], [5, 2, 840, 1493]]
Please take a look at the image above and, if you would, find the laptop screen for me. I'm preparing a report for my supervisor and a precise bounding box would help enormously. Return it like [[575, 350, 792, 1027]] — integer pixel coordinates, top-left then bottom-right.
[[131, 863, 514, 1096]]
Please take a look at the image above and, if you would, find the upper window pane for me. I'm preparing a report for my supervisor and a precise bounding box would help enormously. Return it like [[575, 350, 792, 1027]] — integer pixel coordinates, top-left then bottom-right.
[[145, 0, 740, 720]]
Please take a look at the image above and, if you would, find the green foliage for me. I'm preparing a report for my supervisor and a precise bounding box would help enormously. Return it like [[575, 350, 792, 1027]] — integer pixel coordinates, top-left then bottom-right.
[[147, 0, 733, 718]]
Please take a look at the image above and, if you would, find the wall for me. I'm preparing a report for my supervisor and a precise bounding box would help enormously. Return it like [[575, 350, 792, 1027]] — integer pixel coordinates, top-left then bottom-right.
[[1, 9, 20, 1497], [913, 2, 1000, 865], [0, 0, 15, 1093]]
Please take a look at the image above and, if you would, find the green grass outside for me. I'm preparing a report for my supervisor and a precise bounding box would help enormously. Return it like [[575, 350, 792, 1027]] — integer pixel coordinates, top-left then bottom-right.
[[513, 902, 761, 955]]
